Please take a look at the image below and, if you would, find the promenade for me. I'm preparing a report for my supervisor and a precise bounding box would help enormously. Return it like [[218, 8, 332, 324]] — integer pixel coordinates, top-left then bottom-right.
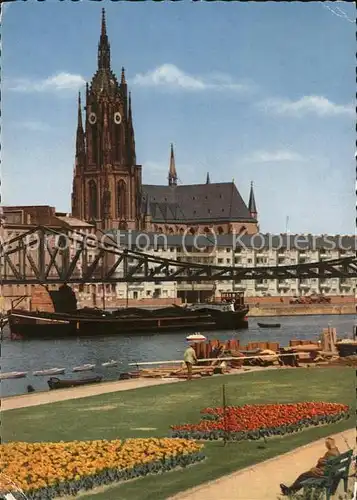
[[1, 365, 281, 411], [170, 429, 355, 500]]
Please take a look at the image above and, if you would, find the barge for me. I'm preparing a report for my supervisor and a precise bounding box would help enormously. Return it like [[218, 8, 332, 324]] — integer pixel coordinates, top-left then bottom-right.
[[8, 288, 249, 339]]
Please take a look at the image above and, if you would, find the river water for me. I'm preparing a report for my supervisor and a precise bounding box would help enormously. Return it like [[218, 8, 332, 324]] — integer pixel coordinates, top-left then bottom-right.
[[1, 314, 355, 398]]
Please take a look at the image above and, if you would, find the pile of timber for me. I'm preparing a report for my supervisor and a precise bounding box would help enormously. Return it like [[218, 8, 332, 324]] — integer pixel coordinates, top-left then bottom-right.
[[139, 363, 229, 379], [328, 355, 357, 367]]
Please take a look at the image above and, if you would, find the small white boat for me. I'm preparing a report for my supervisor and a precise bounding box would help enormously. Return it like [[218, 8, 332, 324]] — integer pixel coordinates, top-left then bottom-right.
[[186, 333, 207, 342], [33, 368, 66, 376], [73, 364, 95, 372], [101, 360, 118, 367], [0, 371, 28, 380]]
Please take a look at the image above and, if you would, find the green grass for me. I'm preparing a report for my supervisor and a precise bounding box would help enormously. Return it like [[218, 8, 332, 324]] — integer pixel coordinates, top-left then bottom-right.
[[2, 367, 355, 499]]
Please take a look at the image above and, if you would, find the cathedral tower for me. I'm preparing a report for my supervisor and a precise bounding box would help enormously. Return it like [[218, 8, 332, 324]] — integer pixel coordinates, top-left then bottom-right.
[[71, 9, 142, 230]]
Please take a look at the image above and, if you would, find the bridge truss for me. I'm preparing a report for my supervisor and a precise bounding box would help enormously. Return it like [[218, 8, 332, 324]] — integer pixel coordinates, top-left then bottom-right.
[[1, 226, 357, 285]]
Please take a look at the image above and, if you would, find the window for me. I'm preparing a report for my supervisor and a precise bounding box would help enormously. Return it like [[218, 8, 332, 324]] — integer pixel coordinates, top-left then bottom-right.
[[117, 180, 127, 218], [88, 180, 98, 219]]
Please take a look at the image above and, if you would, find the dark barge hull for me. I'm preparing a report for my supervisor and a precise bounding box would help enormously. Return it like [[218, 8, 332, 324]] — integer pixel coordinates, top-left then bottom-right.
[[48, 376, 102, 390], [8, 306, 249, 339]]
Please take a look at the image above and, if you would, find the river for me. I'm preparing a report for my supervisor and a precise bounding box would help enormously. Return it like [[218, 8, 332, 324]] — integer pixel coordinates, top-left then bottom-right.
[[1, 314, 355, 398]]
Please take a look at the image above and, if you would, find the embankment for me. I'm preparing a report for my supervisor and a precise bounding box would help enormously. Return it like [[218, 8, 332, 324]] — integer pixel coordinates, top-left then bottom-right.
[[248, 303, 355, 317]]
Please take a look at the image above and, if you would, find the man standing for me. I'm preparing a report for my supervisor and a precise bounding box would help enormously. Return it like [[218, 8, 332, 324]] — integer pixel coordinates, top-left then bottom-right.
[[184, 343, 198, 381]]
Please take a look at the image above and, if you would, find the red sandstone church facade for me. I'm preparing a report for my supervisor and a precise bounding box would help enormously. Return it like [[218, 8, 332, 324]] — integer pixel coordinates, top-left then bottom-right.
[[71, 9, 259, 236]]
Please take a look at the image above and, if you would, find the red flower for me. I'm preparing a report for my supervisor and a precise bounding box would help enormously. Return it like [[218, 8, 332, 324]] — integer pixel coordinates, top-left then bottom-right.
[[172, 402, 349, 434]]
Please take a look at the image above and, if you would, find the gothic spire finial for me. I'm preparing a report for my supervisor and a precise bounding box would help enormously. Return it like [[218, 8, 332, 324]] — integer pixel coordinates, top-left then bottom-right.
[[206, 172, 210, 184], [98, 8, 111, 70], [168, 143, 177, 186], [248, 181, 257, 219], [101, 8, 107, 37], [121, 67, 126, 84]]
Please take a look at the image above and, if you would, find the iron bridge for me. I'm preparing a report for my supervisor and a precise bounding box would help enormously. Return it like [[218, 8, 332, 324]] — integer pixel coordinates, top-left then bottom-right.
[[1, 226, 357, 285]]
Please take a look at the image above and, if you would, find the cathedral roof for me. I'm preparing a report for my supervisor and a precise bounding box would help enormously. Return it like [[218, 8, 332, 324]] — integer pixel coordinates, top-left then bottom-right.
[[141, 182, 255, 223]]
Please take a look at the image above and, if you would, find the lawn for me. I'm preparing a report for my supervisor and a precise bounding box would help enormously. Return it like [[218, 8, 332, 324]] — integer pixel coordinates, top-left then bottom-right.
[[2, 367, 355, 499]]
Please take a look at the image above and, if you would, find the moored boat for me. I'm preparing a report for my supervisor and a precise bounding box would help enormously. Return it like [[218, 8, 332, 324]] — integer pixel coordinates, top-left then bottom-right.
[[101, 360, 118, 367], [257, 322, 281, 328], [47, 375, 102, 390], [73, 364, 95, 372], [0, 371, 28, 380], [33, 368, 65, 376], [8, 288, 249, 339]]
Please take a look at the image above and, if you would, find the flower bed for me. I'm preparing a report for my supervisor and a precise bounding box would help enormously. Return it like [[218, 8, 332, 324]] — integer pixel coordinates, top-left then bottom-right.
[[171, 402, 350, 441], [0, 438, 205, 499]]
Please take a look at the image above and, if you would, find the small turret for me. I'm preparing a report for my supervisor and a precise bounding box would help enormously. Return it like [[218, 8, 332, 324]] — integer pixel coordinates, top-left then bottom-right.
[[206, 172, 210, 184], [248, 181, 257, 219], [168, 143, 177, 186]]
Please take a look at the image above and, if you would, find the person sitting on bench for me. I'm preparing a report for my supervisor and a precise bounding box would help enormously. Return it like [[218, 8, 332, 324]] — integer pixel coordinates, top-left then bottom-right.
[[280, 437, 340, 496]]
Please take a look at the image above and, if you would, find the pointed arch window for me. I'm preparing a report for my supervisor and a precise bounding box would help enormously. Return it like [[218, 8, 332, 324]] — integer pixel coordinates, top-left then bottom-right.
[[88, 180, 98, 219], [117, 180, 127, 218], [91, 123, 98, 165]]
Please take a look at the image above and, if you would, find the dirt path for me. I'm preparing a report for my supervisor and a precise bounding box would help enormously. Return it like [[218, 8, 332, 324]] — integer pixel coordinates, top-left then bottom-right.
[[169, 429, 355, 500], [1, 366, 282, 411]]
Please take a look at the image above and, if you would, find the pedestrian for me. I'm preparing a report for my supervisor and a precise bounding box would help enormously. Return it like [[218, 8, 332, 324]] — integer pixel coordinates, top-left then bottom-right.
[[184, 342, 198, 381]]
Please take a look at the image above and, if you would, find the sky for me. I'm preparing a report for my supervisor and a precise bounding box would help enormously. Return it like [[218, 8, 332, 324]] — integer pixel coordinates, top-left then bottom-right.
[[2, 0, 355, 235]]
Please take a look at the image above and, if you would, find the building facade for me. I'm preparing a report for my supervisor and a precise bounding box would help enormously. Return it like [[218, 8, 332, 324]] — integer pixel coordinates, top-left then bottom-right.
[[92, 231, 357, 303], [71, 9, 259, 235]]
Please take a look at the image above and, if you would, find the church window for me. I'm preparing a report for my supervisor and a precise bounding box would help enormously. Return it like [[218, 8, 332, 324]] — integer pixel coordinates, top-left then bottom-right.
[[91, 123, 98, 164], [88, 180, 98, 219], [115, 121, 120, 162], [117, 180, 127, 218], [217, 227, 224, 235]]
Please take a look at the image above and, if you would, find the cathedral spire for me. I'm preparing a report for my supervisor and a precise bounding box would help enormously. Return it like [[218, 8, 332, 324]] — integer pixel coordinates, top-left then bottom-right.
[[127, 92, 136, 164], [248, 181, 257, 219], [168, 143, 177, 186], [98, 8, 111, 70], [206, 172, 210, 184], [76, 92, 85, 157]]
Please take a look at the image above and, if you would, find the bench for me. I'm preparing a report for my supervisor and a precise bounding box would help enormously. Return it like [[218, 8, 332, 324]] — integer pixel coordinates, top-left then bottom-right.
[[300, 450, 353, 500]]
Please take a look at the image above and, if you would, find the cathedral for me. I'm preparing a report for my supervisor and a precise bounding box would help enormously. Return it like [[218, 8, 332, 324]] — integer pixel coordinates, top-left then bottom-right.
[[71, 9, 259, 236]]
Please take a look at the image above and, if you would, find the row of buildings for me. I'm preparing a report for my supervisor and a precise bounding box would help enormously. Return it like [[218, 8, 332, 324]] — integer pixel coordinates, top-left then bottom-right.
[[2, 205, 356, 308]]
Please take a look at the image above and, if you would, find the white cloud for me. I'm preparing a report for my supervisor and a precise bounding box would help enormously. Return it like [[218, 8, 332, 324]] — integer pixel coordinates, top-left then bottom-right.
[[244, 150, 305, 163], [7, 72, 85, 92], [132, 64, 252, 92], [259, 95, 354, 117]]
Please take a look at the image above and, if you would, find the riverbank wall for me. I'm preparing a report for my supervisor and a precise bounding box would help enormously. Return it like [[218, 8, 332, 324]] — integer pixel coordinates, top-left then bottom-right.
[[247, 304, 355, 317]]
